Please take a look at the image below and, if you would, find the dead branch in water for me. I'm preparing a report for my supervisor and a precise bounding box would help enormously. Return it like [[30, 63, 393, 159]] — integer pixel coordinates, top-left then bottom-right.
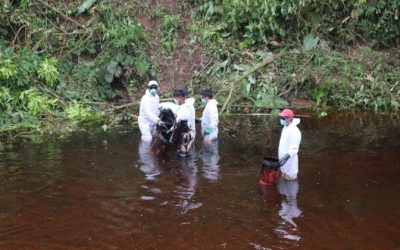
[[106, 102, 139, 113]]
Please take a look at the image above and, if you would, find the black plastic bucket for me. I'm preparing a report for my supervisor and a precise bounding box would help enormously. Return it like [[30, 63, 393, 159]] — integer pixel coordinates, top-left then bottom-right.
[[259, 156, 280, 185], [261, 156, 280, 170]]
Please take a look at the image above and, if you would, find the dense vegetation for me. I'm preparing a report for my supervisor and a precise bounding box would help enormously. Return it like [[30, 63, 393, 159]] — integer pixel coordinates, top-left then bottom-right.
[[0, 0, 151, 135], [0, 0, 399, 137], [191, 0, 400, 112]]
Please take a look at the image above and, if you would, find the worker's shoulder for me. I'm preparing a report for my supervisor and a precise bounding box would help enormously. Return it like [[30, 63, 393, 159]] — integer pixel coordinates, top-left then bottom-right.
[[288, 124, 301, 134]]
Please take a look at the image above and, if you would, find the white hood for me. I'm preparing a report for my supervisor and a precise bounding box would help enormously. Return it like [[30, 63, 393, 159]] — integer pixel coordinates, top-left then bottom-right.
[[292, 118, 300, 125]]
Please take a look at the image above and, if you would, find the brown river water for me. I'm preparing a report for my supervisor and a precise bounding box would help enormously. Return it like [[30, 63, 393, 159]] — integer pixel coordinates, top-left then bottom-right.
[[0, 112, 399, 249]]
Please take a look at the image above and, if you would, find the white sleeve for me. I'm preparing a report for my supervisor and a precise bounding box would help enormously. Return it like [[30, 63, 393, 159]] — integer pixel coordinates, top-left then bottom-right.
[[209, 104, 219, 129], [144, 96, 159, 124]]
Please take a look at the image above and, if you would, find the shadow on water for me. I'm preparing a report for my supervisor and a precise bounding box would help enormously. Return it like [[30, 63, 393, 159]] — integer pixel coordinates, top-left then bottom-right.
[[0, 111, 399, 249]]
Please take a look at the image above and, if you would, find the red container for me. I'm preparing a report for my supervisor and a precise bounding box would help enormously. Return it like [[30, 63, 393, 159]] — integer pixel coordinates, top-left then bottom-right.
[[259, 157, 280, 185]]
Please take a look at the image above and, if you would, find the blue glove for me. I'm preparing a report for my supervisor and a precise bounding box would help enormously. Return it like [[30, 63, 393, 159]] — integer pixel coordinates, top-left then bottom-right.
[[204, 126, 214, 136]]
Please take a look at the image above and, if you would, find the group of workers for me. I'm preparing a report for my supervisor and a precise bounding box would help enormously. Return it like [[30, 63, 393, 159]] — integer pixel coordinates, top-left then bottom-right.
[[138, 80, 301, 181], [138, 80, 219, 144]]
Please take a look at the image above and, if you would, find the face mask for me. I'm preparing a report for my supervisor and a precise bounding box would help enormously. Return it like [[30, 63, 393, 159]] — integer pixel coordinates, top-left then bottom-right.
[[280, 118, 286, 126], [200, 97, 206, 105], [149, 88, 157, 96], [172, 98, 179, 105]]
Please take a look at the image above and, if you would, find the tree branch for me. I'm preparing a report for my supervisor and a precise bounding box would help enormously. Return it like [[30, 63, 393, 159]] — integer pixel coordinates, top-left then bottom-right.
[[220, 54, 279, 114], [37, 0, 88, 30]]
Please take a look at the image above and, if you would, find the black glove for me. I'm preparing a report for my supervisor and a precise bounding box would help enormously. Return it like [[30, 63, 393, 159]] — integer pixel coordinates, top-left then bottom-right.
[[279, 154, 290, 166]]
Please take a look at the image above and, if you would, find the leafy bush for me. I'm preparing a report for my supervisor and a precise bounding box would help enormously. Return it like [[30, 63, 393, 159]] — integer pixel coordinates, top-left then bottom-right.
[[37, 58, 58, 87], [160, 14, 182, 53], [19, 89, 56, 116], [196, 0, 400, 47], [64, 103, 97, 122], [0, 0, 152, 133]]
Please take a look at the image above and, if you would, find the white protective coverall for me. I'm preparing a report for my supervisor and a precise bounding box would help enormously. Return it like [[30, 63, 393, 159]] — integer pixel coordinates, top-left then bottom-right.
[[176, 103, 190, 122], [185, 98, 196, 140], [201, 99, 219, 141], [278, 118, 301, 180], [138, 89, 160, 141]]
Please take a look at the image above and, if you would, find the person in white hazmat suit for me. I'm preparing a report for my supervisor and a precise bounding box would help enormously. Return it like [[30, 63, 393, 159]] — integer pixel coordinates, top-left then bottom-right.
[[200, 89, 219, 141], [138, 81, 163, 142], [278, 109, 302, 180], [183, 87, 196, 141], [174, 89, 191, 123], [172, 89, 194, 153]]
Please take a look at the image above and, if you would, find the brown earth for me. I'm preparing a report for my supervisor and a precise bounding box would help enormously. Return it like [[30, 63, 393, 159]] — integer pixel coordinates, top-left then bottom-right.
[[136, 0, 204, 94]]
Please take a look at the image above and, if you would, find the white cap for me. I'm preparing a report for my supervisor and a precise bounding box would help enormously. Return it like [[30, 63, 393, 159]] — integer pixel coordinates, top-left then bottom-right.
[[148, 80, 158, 87]]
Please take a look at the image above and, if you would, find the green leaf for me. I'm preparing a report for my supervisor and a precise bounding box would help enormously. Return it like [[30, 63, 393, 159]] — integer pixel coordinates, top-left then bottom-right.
[[233, 64, 244, 71], [303, 33, 319, 51], [77, 0, 97, 15], [248, 75, 256, 84]]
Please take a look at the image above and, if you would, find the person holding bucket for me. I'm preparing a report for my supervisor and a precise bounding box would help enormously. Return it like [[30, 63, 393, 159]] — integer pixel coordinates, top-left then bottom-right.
[[278, 109, 302, 180]]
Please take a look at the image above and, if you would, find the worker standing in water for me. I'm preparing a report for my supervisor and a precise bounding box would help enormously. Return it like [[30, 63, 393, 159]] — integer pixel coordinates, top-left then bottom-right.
[[172, 89, 194, 154], [138, 80, 163, 142], [278, 109, 302, 180], [183, 87, 196, 141], [200, 89, 219, 141]]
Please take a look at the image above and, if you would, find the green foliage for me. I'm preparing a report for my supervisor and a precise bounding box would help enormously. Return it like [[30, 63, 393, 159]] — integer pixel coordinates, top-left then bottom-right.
[[19, 89, 56, 116], [274, 48, 400, 112], [160, 14, 182, 53], [0, 0, 154, 135], [0, 57, 16, 80], [64, 103, 97, 122], [196, 0, 400, 47], [37, 58, 58, 87], [0, 87, 14, 113]]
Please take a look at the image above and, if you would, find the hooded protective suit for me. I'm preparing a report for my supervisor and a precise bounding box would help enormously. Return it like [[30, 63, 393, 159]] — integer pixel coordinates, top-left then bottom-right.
[[185, 97, 196, 139], [278, 118, 301, 180], [138, 89, 160, 141], [201, 99, 219, 141]]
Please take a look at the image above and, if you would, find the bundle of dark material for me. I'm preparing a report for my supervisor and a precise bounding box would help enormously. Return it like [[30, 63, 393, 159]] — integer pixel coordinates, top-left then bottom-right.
[[151, 108, 175, 155], [151, 108, 192, 156], [171, 120, 192, 156]]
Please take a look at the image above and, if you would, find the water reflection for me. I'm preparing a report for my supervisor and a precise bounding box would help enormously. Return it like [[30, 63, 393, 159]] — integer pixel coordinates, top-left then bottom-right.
[[173, 153, 202, 213], [138, 141, 161, 181], [275, 178, 302, 242], [201, 140, 220, 182]]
